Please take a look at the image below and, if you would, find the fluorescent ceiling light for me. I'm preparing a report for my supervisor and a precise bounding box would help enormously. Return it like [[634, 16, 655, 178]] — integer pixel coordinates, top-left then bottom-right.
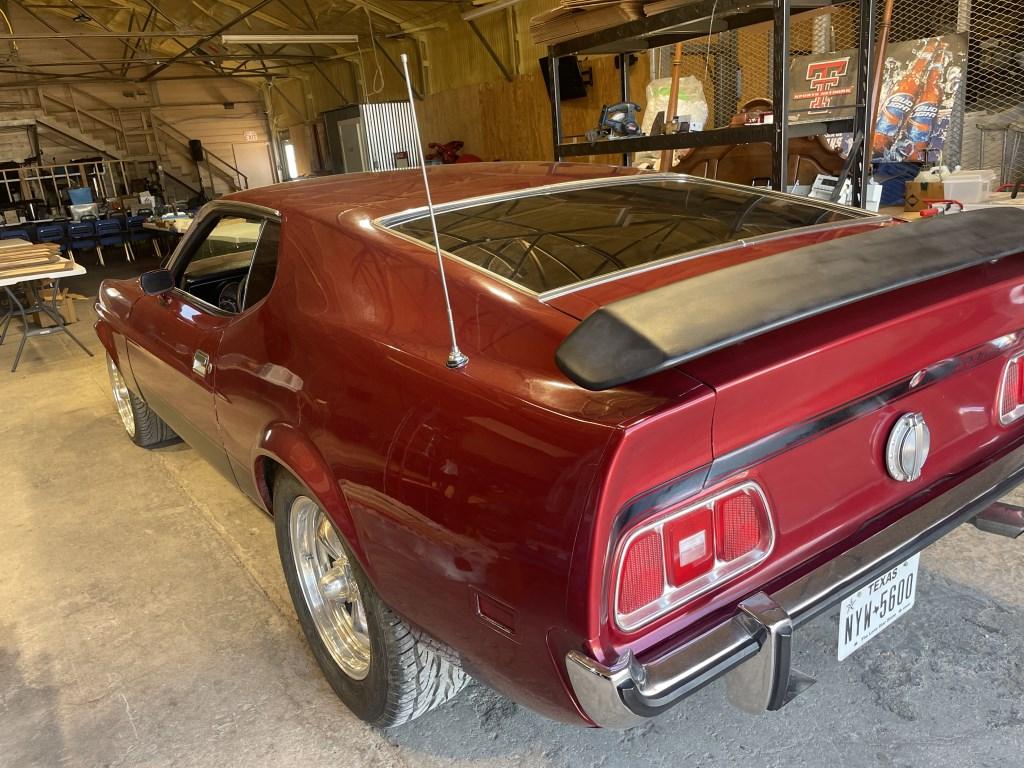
[[461, 0, 522, 21], [221, 34, 359, 44]]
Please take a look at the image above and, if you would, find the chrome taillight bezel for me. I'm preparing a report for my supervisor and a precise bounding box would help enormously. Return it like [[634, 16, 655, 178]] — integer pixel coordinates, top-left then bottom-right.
[[611, 481, 775, 632], [997, 350, 1024, 425]]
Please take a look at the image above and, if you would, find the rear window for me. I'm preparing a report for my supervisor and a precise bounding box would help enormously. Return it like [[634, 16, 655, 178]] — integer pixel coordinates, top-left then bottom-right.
[[388, 179, 861, 294]]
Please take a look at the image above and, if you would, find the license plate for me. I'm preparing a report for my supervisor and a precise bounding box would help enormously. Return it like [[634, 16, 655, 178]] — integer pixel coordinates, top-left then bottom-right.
[[837, 553, 919, 661]]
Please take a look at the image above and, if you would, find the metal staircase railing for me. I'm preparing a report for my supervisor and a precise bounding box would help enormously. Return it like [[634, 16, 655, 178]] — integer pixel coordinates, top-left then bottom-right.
[[150, 114, 248, 191], [37, 91, 126, 157], [28, 85, 249, 194]]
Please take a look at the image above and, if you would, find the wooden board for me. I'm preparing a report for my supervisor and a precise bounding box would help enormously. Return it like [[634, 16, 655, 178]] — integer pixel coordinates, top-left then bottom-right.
[[530, 3, 644, 45], [0, 241, 60, 254], [0, 243, 62, 269], [0, 257, 75, 280], [0, 254, 58, 269]]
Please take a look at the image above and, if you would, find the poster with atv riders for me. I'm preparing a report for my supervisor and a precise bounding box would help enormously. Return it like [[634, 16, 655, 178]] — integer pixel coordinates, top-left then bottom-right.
[[788, 33, 966, 163]]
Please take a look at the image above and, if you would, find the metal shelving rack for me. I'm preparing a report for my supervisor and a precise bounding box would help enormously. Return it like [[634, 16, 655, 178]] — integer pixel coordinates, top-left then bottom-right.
[[547, 0, 876, 206]]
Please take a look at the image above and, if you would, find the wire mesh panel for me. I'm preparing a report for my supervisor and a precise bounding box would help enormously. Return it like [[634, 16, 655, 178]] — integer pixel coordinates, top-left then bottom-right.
[[941, 0, 1023, 180], [865, 0, 1022, 176], [651, 0, 1024, 180], [650, 4, 863, 129]]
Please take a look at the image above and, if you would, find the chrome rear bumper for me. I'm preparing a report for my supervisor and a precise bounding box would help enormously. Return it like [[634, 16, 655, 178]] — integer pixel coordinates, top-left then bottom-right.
[[566, 440, 1024, 728]]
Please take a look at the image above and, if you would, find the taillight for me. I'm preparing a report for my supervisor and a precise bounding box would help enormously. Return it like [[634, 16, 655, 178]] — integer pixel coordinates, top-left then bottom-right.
[[616, 531, 663, 615], [716, 489, 770, 561], [613, 482, 774, 630], [663, 505, 714, 586], [998, 352, 1024, 424]]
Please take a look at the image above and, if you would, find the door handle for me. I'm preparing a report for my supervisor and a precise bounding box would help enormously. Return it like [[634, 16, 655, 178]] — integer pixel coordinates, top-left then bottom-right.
[[192, 350, 212, 378]]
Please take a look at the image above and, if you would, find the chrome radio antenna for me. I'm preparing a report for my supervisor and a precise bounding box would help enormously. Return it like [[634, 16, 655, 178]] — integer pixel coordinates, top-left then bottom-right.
[[399, 52, 468, 370]]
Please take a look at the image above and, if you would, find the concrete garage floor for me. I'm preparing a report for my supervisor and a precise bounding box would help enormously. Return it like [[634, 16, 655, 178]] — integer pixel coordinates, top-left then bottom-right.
[[2, 302, 1024, 768]]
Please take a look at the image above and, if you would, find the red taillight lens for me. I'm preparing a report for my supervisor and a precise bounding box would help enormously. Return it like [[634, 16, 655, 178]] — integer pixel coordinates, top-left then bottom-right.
[[613, 483, 774, 630], [999, 354, 1024, 424], [616, 530, 664, 616], [663, 506, 714, 586], [716, 489, 770, 561]]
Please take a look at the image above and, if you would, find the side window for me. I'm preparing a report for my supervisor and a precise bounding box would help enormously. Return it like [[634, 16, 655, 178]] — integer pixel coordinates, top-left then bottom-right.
[[242, 221, 280, 310], [173, 214, 279, 314], [177, 215, 262, 312]]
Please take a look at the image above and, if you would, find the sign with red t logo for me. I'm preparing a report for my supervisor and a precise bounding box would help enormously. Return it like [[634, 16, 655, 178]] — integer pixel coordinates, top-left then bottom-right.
[[788, 51, 859, 119], [806, 58, 851, 109]]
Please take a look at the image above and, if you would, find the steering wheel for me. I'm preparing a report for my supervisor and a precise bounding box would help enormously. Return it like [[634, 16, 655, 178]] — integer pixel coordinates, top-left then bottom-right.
[[217, 280, 242, 313]]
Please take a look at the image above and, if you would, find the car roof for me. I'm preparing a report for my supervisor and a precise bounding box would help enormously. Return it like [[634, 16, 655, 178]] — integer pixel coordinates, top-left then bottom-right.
[[225, 161, 645, 228]]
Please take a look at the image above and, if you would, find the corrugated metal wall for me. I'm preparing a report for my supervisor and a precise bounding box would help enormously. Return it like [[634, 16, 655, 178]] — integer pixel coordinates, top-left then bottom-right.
[[361, 101, 422, 171]]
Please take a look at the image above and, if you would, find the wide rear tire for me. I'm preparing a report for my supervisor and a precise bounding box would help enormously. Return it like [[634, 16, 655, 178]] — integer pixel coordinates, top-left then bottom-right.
[[273, 472, 468, 727]]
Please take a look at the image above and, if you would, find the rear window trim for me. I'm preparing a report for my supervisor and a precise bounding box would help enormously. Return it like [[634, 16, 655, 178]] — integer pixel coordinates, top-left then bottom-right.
[[374, 173, 883, 301]]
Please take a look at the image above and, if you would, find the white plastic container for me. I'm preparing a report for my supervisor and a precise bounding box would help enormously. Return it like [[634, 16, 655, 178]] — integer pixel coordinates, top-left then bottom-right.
[[807, 174, 882, 212], [941, 168, 997, 204]]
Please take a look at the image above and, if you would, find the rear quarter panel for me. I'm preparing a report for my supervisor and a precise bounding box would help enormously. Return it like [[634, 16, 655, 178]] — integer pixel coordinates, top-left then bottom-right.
[[265, 213, 715, 722]]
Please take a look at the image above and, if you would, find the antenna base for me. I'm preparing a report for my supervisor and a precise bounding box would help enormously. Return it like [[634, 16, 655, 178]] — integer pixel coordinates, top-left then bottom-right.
[[446, 351, 469, 369]]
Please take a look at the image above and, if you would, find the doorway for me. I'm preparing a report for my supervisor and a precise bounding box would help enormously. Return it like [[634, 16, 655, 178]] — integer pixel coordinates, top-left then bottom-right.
[[338, 119, 366, 173]]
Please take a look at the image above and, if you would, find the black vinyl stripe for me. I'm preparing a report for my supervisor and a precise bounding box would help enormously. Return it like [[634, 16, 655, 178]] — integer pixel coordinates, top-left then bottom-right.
[[705, 332, 1018, 486]]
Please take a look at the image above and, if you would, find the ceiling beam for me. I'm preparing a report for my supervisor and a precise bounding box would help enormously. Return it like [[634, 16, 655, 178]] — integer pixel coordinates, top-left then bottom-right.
[[14, 54, 325, 64], [215, 0, 293, 30], [133, 0, 178, 28], [10, 0, 123, 76], [311, 60, 351, 105], [140, 0, 278, 81], [276, 0, 315, 31], [21, 3, 128, 7], [130, 0, 235, 78], [120, 7, 138, 76], [0, 72, 296, 87], [344, 0, 405, 26], [0, 30, 236, 38]]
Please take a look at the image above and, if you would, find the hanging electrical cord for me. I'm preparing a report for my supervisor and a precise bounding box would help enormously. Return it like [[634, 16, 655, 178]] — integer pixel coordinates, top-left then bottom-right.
[[0, 6, 18, 55], [702, 0, 718, 85], [359, 6, 385, 97]]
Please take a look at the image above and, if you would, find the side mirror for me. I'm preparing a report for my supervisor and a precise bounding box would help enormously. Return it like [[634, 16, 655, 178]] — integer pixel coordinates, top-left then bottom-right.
[[140, 269, 174, 296]]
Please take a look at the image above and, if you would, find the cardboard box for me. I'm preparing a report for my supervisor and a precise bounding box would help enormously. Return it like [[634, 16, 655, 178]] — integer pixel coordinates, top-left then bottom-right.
[[904, 180, 945, 211]]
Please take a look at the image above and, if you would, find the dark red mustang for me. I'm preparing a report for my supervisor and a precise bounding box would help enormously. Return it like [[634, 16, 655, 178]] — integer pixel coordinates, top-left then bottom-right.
[[95, 162, 1024, 728]]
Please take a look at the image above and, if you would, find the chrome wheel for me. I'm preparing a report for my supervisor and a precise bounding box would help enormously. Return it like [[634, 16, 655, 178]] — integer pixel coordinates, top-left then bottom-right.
[[106, 355, 136, 438], [289, 496, 371, 680]]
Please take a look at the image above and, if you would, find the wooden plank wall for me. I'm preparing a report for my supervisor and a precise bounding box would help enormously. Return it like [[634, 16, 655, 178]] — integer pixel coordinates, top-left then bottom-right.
[[416, 53, 650, 164]]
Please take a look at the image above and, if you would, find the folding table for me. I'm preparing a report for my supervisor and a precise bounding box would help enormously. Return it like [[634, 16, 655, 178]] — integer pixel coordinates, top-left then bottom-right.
[[0, 250, 92, 372]]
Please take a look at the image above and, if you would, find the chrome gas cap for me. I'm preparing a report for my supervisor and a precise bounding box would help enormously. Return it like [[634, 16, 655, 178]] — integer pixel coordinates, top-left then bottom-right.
[[885, 412, 931, 482]]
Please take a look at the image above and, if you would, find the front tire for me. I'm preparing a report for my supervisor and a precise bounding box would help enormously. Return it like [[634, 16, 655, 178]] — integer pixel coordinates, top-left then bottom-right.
[[273, 473, 467, 727], [106, 353, 178, 448]]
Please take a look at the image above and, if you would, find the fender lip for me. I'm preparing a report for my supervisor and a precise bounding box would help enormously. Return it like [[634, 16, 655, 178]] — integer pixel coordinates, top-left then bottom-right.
[[566, 433, 1024, 727]]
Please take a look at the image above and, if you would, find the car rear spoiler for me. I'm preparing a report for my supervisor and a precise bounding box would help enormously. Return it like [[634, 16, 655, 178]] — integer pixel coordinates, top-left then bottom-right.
[[556, 208, 1024, 390]]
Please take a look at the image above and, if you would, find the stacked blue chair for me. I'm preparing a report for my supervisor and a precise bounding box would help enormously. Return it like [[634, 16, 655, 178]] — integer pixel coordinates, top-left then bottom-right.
[[96, 217, 133, 263], [0, 228, 30, 242], [67, 220, 102, 265], [126, 214, 152, 259], [35, 223, 66, 255]]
